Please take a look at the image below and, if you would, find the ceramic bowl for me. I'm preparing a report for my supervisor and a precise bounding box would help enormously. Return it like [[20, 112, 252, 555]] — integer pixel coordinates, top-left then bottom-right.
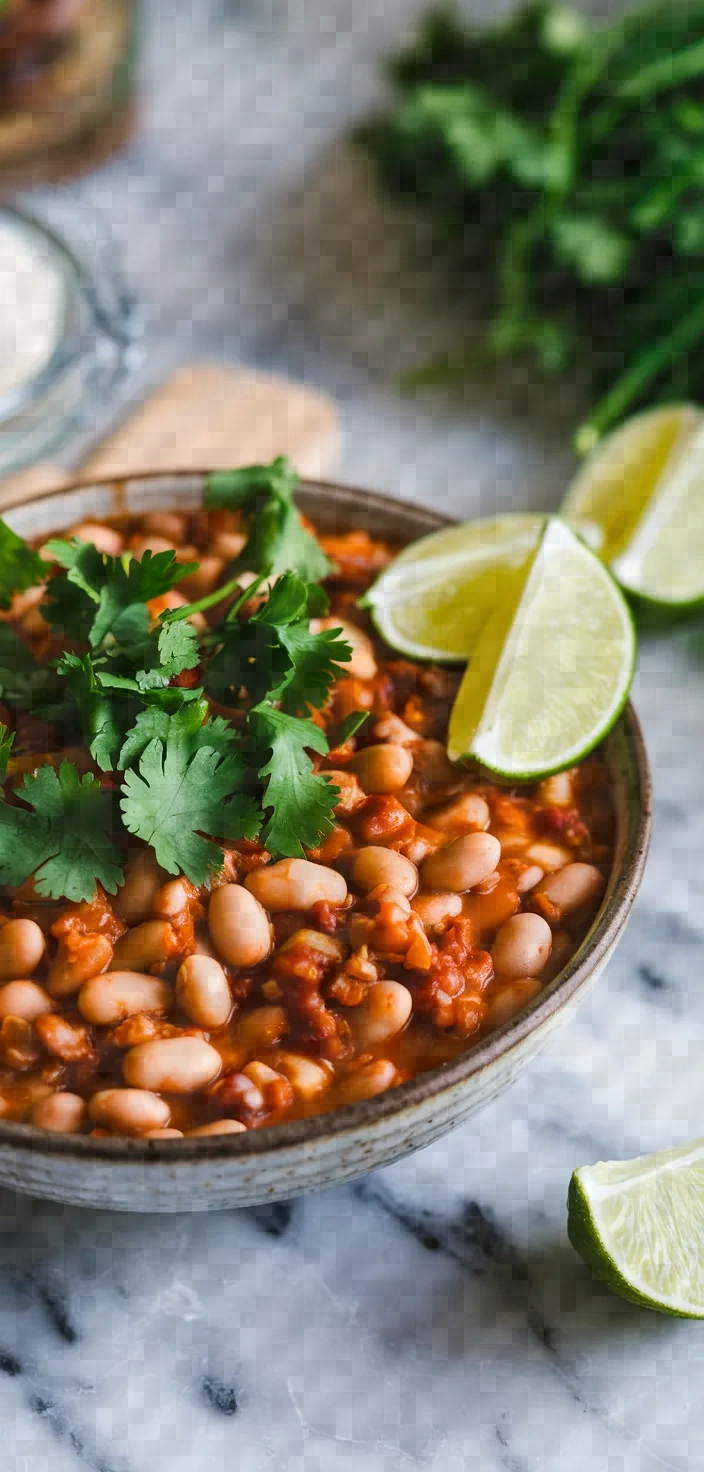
[[0, 473, 652, 1211]]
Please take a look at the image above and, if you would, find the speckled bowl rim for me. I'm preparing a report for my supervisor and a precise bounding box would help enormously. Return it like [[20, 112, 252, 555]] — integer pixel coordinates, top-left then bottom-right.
[[0, 471, 652, 1165]]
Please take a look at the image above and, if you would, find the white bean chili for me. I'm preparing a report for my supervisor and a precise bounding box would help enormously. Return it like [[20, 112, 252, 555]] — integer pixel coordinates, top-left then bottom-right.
[[0, 506, 615, 1138]]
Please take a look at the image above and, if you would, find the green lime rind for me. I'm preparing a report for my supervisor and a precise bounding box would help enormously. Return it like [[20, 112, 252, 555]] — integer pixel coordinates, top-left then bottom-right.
[[567, 1165, 704, 1319]]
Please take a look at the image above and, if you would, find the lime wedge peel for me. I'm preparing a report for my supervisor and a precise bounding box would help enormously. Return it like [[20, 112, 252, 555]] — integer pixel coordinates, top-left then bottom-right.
[[447, 517, 636, 780], [568, 1141, 704, 1317], [563, 403, 704, 609]]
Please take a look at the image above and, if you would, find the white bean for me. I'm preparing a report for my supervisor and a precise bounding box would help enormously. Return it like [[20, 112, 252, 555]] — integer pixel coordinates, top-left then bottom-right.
[[31, 1092, 87, 1134], [187, 1120, 248, 1137], [89, 1088, 171, 1134], [113, 849, 165, 926], [176, 955, 232, 1028], [111, 920, 175, 973], [421, 832, 501, 893], [372, 713, 418, 745], [178, 554, 224, 601], [211, 530, 246, 561], [123, 1037, 222, 1094], [492, 913, 552, 979], [78, 971, 173, 1026], [525, 842, 572, 872], [349, 743, 414, 794], [515, 864, 545, 895], [485, 978, 543, 1028], [352, 981, 412, 1048], [142, 510, 187, 543], [538, 863, 605, 919], [338, 1059, 398, 1102], [130, 534, 176, 558], [0, 919, 45, 981], [0, 980, 53, 1021], [151, 878, 193, 921], [145, 1128, 184, 1138], [351, 847, 418, 898], [426, 792, 491, 833], [207, 884, 272, 967], [245, 859, 347, 912], [273, 1052, 332, 1101]]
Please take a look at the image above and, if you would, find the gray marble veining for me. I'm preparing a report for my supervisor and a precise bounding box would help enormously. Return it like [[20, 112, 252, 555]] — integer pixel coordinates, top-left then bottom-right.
[[4, 0, 702, 1466]]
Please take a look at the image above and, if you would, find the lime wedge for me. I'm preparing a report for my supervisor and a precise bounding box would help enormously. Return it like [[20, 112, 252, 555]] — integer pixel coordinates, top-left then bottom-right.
[[563, 403, 704, 608], [362, 514, 545, 662], [446, 517, 635, 779], [568, 1141, 704, 1317]]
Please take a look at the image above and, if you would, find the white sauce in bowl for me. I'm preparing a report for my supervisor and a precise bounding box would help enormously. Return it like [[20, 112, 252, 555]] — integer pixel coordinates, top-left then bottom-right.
[[0, 216, 65, 399]]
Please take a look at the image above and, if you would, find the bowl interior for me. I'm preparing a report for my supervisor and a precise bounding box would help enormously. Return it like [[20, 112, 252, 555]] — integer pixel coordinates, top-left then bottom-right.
[[0, 471, 652, 1158]]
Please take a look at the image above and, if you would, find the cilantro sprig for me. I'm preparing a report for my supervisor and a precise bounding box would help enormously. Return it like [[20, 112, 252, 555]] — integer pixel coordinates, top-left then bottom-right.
[[44, 539, 198, 649], [205, 457, 332, 583], [250, 704, 339, 858], [206, 571, 351, 713], [120, 706, 260, 886], [0, 465, 366, 900]]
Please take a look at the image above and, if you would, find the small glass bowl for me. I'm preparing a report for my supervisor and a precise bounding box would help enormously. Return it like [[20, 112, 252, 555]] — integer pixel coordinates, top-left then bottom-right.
[[0, 199, 141, 476]]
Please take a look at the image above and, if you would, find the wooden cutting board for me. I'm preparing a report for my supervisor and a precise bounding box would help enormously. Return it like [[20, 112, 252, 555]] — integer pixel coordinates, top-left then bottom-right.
[[0, 363, 340, 509]]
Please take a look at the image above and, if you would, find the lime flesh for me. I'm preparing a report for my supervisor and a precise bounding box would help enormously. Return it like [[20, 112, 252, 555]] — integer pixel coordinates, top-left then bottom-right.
[[563, 404, 704, 607], [363, 515, 545, 662], [446, 517, 635, 779], [569, 1140, 704, 1316]]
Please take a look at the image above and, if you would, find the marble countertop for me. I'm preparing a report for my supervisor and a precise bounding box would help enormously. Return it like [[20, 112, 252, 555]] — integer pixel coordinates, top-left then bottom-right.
[[6, 1, 702, 1467]]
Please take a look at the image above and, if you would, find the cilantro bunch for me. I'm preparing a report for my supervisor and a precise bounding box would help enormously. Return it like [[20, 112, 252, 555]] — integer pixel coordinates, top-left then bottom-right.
[[0, 461, 364, 903], [363, 0, 704, 450]]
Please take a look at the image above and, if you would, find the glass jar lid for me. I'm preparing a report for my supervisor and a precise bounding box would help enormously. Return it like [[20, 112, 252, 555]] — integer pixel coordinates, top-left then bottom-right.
[[0, 199, 141, 475]]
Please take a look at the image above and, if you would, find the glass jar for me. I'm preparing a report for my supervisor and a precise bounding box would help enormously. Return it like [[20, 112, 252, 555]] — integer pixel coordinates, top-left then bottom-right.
[[0, 0, 136, 186], [0, 199, 141, 475]]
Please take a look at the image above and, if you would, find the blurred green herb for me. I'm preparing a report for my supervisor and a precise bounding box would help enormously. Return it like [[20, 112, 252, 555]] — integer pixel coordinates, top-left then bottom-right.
[[362, 0, 704, 450]]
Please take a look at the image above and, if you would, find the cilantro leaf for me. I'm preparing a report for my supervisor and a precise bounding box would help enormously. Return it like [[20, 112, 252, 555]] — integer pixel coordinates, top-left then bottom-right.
[[0, 520, 45, 612], [120, 720, 259, 885], [57, 653, 124, 772], [205, 573, 350, 713], [274, 620, 351, 714], [206, 457, 300, 510], [44, 542, 197, 650], [205, 457, 332, 582], [0, 762, 124, 901], [253, 573, 351, 712], [249, 703, 339, 857], [0, 724, 14, 783], [116, 700, 236, 772], [157, 619, 200, 677]]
